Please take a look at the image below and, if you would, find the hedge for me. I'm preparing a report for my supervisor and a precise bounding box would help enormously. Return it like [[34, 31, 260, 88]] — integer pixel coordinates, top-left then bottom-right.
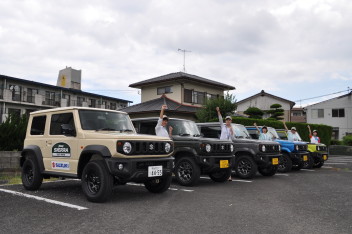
[[0, 113, 28, 151], [205, 117, 333, 146]]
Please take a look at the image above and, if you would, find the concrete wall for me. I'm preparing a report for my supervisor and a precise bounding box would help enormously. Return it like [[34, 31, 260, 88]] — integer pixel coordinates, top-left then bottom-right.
[[0, 151, 21, 171], [306, 94, 352, 140], [141, 82, 182, 103], [329, 145, 352, 156]]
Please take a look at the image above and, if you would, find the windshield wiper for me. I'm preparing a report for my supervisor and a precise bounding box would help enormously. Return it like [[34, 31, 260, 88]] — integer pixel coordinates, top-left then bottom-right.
[[119, 129, 134, 133], [96, 128, 116, 131], [179, 133, 191, 136]]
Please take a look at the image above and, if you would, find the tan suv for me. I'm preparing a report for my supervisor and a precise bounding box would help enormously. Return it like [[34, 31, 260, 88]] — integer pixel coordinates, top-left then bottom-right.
[[20, 107, 174, 202]]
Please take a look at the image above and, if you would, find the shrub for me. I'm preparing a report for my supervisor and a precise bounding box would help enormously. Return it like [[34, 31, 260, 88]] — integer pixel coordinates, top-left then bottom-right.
[[330, 139, 342, 145], [342, 135, 352, 146], [0, 113, 28, 151]]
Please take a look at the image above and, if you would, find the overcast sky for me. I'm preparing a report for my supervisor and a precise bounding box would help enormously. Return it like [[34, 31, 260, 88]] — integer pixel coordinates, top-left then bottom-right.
[[0, 0, 351, 107]]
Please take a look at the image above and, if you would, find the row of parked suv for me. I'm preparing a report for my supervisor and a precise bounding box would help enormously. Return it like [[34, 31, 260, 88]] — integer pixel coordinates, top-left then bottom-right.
[[21, 107, 329, 202]]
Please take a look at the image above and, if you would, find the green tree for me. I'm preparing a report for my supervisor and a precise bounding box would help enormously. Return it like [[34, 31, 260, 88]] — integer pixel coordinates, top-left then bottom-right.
[[196, 93, 237, 122], [0, 113, 28, 151], [266, 103, 284, 120], [244, 107, 264, 119]]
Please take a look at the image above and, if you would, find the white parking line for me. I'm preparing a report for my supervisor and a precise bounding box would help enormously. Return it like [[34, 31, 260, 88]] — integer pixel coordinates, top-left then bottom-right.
[[301, 169, 315, 172], [275, 173, 289, 176], [0, 188, 88, 210], [322, 166, 333, 168], [200, 176, 252, 183], [126, 182, 194, 192]]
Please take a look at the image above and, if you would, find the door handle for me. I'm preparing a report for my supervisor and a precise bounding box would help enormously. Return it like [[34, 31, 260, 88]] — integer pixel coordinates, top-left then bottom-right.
[[46, 140, 52, 146]]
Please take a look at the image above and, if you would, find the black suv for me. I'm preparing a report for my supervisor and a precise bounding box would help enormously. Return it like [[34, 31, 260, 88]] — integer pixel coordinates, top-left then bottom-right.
[[132, 117, 235, 186], [197, 123, 282, 179]]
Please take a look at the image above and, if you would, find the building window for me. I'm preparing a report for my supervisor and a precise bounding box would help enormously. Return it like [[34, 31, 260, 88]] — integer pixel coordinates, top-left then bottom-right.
[[110, 102, 116, 110], [9, 84, 22, 101], [184, 89, 205, 104], [45, 91, 56, 106], [293, 112, 302, 116], [77, 97, 85, 107], [311, 109, 324, 118], [89, 99, 96, 108], [27, 88, 38, 103], [157, 86, 172, 95], [206, 93, 217, 100], [332, 108, 345, 118]]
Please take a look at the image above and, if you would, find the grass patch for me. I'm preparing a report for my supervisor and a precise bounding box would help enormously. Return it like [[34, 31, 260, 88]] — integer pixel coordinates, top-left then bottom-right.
[[0, 171, 58, 185]]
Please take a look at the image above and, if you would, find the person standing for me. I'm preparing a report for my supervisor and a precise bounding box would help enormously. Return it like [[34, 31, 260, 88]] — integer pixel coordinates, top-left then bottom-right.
[[216, 107, 234, 181], [155, 105, 173, 138], [307, 125, 320, 144], [283, 121, 301, 141], [253, 123, 272, 141]]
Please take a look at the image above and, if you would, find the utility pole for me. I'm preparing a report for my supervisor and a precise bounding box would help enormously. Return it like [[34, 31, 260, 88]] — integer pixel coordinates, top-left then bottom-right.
[[178, 48, 191, 72]]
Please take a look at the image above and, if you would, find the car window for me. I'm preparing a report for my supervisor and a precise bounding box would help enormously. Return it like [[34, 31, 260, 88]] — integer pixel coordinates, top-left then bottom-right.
[[30, 115, 46, 135], [50, 113, 75, 135], [199, 126, 220, 138]]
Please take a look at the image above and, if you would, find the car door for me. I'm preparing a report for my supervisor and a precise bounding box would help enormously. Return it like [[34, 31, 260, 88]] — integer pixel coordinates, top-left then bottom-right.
[[42, 112, 79, 175]]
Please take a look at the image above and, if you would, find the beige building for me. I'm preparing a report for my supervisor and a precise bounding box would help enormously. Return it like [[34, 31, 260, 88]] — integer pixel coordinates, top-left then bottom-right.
[[124, 72, 235, 120], [236, 90, 295, 122], [0, 67, 131, 122], [291, 108, 306, 123]]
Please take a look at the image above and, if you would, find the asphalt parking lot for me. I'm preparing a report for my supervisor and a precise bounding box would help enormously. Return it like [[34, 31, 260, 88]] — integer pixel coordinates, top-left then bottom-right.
[[1, 155, 351, 234]]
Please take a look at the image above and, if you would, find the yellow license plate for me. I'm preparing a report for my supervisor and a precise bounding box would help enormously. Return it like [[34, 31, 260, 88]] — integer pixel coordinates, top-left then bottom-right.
[[303, 155, 308, 161], [323, 155, 327, 160], [220, 160, 229, 168], [272, 158, 279, 165]]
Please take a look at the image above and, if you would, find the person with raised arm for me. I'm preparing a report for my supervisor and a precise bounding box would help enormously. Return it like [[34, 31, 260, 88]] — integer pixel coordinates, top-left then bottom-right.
[[253, 123, 272, 141], [283, 121, 301, 141], [308, 125, 320, 144], [155, 105, 173, 138]]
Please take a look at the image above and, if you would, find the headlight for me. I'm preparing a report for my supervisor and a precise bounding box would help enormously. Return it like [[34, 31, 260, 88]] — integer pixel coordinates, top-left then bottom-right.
[[316, 146, 320, 151], [261, 145, 266, 152], [230, 144, 234, 152], [205, 144, 211, 152], [295, 145, 299, 151], [165, 142, 171, 153], [123, 142, 132, 154]]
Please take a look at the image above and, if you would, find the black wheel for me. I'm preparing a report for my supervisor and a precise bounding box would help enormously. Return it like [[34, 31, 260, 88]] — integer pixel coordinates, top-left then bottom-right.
[[277, 153, 292, 173], [174, 157, 201, 186], [21, 156, 43, 190], [209, 169, 232, 182], [314, 161, 324, 168], [234, 155, 257, 179], [144, 175, 172, 193], [81, 160, 113, 203], [303, 154, 314, 169], [292, 162, 304, 171], [258, 166, 278, 177]]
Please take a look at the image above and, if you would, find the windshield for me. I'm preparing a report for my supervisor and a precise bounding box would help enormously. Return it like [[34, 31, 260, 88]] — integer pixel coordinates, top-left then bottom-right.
[[79, 110, 134, 132], [169, 119, 201, 136], [267, 127, 280, 140], [232, 124, 251, 139]]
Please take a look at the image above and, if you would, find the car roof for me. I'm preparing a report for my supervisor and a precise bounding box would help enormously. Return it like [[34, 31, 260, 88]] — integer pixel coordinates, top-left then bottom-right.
[[30, 107, 127, 115], [132, 117, 194, 122]]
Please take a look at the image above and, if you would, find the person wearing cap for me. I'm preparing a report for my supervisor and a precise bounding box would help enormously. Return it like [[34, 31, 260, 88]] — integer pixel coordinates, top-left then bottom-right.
[[283, 121, 301, 141], [155, 105, 173, 138], [307, 125, 320, 144], [216, 107, 235, 141], [253, 122, 272, 141]]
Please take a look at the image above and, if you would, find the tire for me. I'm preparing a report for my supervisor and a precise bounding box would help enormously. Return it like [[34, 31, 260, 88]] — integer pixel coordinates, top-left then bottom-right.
[[277, 153, 293, 173], [209, 169, 232, 182], [21, 155, 43, 191], [234, 155, 257, 179], [81, 160, 113, 203], [292, 162, 304, 171], [258, 165, 277, 177], [303, 154, 314, 169], [174, 157, 201, 186], [144, 175, 172, 193]]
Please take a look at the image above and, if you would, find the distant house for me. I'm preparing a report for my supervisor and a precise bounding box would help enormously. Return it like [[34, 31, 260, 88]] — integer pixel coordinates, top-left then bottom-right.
[[123, 72, 235, 120], [306, 91, 352, 140], [291, 108, 306, 123], [0, 67, 131, 122], [236, 90, 295, 122]]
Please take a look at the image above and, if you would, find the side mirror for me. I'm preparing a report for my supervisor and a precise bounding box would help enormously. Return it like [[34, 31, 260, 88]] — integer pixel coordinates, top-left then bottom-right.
[[61, 124, 76, 137]]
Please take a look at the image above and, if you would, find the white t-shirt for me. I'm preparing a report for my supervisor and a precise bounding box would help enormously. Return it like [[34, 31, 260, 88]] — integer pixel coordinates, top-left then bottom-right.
[[155, 118, 169, 138], [259, 133, 272, 141], [287, 131, 301, 141], [218, 114, 235, 140]]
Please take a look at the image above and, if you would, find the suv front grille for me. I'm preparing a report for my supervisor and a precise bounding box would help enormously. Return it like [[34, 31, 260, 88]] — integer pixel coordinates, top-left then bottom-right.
[[298, 145, 307, 151], [201, 143, 233, 155], [117, 141, 173, 155], [136, 161, 168, 170], [265, 144, 280, 153]]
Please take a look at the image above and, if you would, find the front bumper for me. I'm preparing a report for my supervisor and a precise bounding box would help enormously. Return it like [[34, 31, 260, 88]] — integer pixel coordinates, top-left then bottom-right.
[[195, 155, 235, 173], [310, 152, 329, 162], [289, 151, 310, 164], [105, 156, 174, 183], [254, 153, 282, 168]]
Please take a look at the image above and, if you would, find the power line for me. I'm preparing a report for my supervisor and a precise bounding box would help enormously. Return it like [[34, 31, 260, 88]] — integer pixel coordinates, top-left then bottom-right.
[[294, 88, 351, 102]]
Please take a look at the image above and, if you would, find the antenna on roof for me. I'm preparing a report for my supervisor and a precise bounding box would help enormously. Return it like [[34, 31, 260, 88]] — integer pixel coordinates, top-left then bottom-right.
[[178, 48, 191, 73]]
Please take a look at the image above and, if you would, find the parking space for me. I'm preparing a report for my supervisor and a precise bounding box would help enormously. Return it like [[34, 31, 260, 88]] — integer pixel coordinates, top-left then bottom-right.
[[1, 156, 352, 233]]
